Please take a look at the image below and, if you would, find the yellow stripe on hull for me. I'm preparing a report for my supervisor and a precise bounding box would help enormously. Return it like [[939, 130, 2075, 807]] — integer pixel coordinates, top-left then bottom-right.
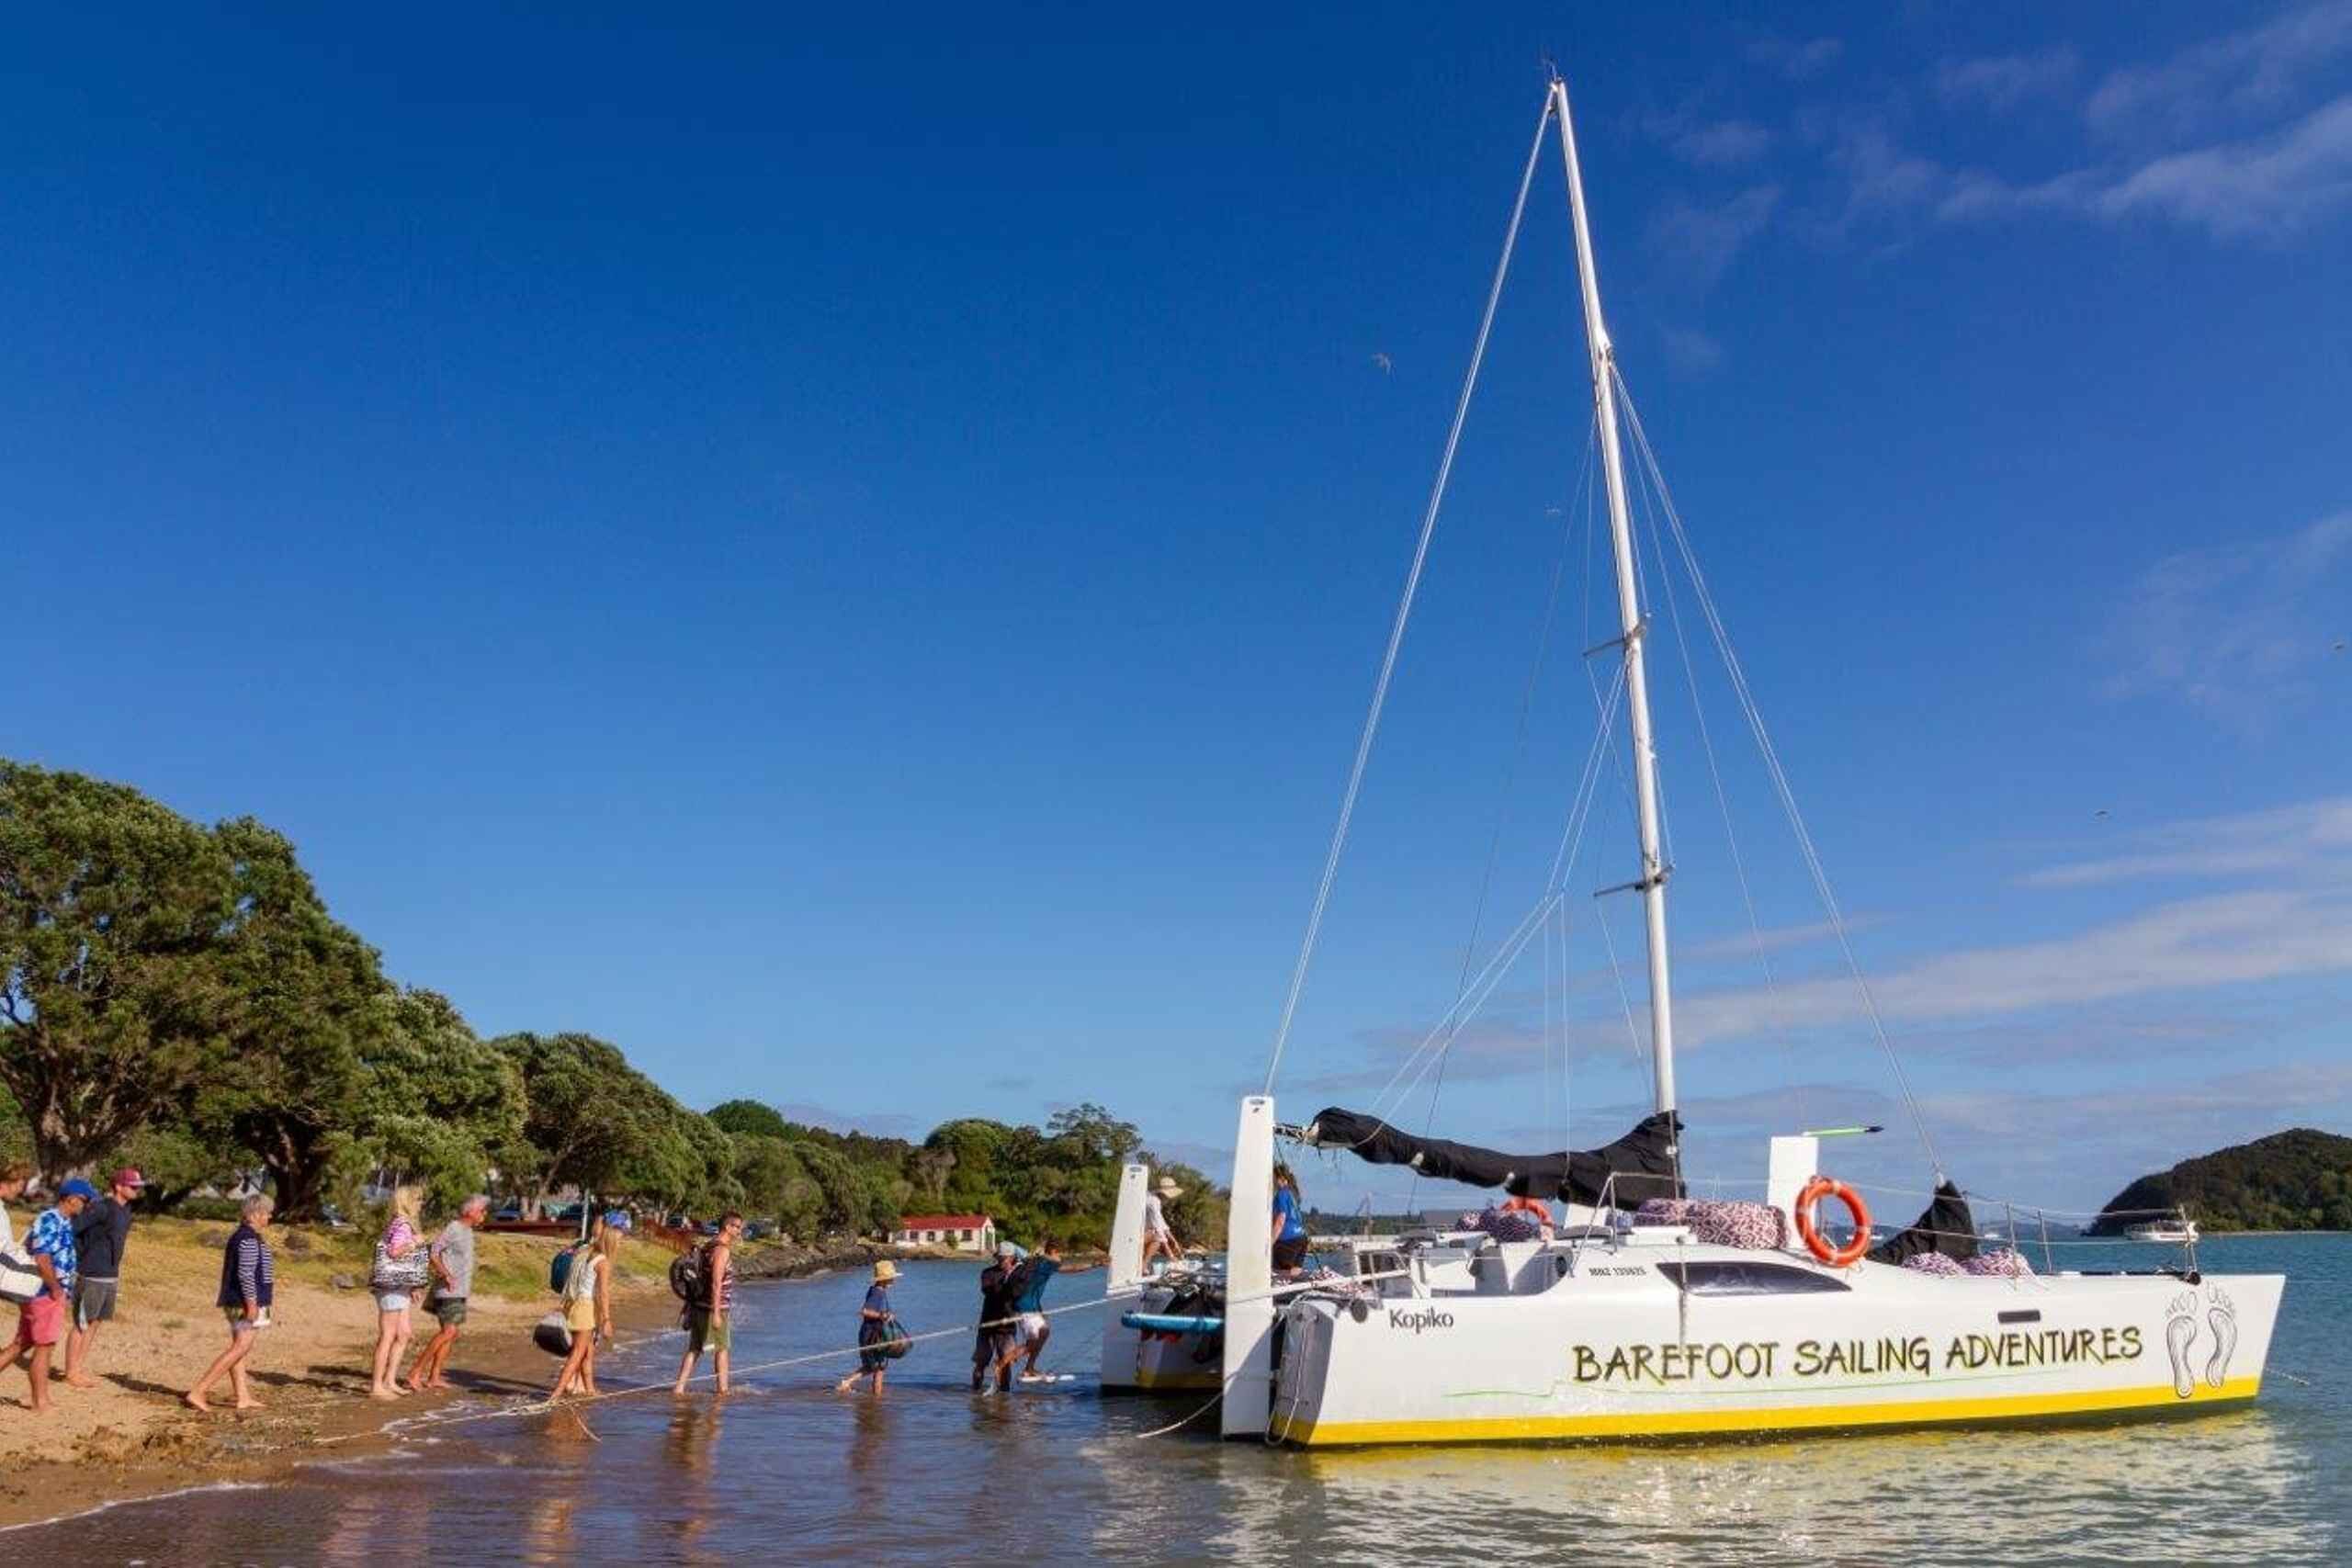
[[1135, 1365, 1222, 1392], [1275, 1375, 2262, 1447]]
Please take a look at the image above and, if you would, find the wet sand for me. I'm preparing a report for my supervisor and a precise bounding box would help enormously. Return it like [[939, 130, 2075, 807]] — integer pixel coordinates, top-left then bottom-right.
[[0, 1219, 674, 1531]]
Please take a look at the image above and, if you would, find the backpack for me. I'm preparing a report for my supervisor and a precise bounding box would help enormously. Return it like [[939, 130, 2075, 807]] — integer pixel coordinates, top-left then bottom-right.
[[549, 1242, 582, 1296], [668, 1245, 710, 1305]]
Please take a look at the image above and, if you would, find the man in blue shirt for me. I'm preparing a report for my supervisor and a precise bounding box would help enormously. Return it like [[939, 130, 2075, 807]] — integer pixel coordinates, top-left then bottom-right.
[[12, 1178, 94, 1416], [65, 1166, 143, 1389]]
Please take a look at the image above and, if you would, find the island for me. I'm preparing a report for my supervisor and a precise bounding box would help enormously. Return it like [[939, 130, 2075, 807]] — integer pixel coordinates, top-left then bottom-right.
[[2088, 1127, 2352, 1235]]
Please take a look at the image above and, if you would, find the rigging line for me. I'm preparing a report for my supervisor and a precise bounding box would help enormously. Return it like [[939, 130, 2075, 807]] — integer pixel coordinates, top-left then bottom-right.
[[1261, 95, 1557, 1099], [1624, 404, 1806, 1132], [1353, 889, 1564, 1136], [1611, 368, 1942, 1177], [1412, 444, 1595, 1214], [1591, 881, 1650, 1070]]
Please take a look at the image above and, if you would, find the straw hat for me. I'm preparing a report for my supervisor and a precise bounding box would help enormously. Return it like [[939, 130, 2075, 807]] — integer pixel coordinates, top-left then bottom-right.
[[872, 1258, 900, 1282], [1153, 1179, 1185, 1199]]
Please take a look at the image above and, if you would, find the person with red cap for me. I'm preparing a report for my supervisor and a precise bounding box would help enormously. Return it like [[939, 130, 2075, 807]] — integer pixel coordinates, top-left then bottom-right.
[[64, 1168, 146, 1390]]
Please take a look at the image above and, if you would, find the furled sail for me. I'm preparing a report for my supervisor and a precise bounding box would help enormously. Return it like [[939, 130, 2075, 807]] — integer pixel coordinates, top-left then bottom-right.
[[1865, 1179, 1978, 1267], [1295, 1108, 1683, 1207]]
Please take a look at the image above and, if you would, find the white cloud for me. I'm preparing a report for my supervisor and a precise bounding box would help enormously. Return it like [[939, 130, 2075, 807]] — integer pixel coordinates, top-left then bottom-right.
[[1750, 36, 1843, 81], [1645, 184, 1781, 285], [1668, 887, 2352, 1046], [2098, 512, 2352, 725], [1936, 49, 2080, 111], [2086, 0, 2352, 138], [1682, 914, 1883, 963], [2095, 93, 2352, 237], [1644, 110, 1775, 168], [1939, 96, 2352, 236], [1658, 326, 1724, 375], [2020, 796, 2352, 889]]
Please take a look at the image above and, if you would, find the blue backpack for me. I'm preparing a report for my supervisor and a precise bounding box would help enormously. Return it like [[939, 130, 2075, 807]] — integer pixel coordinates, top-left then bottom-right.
[[549, 1242, 583, 1296]]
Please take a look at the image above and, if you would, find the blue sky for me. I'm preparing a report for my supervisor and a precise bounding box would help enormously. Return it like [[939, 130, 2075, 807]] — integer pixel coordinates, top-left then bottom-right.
[[6, 4, 2346, 1214]]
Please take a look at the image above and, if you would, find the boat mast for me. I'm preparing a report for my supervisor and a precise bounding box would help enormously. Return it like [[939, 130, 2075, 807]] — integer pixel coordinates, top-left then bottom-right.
[[1550, 76, 1678, 1120]]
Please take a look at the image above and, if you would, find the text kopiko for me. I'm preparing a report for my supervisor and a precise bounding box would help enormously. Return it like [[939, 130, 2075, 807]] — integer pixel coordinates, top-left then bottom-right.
[[1569, 1326, 2145, 1386]]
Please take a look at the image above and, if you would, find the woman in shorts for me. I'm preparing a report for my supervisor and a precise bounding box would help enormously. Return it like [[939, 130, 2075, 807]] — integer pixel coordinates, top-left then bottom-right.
[[368, 1185, 428, 1400], [551, 1223, 618, 1400]]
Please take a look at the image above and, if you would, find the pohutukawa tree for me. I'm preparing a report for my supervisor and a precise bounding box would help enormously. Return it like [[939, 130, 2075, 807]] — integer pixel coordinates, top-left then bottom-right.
[[0, 761, 242, 1177]]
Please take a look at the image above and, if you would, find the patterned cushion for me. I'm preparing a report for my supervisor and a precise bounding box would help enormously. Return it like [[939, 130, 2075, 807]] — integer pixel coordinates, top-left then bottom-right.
[[1962, 1248, 2033, 1279], [1632, 1197, 1785, 1249], [1903, 1251, 1967, 1277]]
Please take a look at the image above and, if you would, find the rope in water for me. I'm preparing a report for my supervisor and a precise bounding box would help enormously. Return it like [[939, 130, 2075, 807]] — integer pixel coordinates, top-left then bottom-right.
[[331, 1267, 1415, 1446]]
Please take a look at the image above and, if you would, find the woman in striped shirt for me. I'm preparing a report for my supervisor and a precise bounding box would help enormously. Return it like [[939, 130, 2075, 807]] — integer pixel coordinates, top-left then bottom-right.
[[187, 1193, 275, 1413]]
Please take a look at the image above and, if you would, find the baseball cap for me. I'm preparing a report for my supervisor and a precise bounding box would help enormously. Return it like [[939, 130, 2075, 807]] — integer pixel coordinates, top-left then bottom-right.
[[110, 1168, 147, 1190], [58, 1178, 101, 1201], [602, 1209, 633, 1232]]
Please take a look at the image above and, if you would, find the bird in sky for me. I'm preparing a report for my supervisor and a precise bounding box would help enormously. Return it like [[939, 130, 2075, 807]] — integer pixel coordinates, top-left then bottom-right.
[[2094, 808, 2110, 819], [1371, 352, 1393, 374]]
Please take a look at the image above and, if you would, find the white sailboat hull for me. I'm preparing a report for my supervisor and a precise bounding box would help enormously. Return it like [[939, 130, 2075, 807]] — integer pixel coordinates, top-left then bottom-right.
[[1264, 1246, 2280, 1447]]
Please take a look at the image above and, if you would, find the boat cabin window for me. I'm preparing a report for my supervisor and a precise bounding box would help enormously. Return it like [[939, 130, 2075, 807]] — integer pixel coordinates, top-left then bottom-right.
[[1660, 1261, 1851, 1295]]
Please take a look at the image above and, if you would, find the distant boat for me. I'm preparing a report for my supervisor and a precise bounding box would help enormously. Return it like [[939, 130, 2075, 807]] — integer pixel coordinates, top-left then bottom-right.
[[2126, 1219, 2199, 1245]]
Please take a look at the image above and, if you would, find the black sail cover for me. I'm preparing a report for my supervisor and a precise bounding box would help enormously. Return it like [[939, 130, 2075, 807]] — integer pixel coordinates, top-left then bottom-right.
[[1865, 1179, 1978, 1267], [1300, 1108, 1684, 1208]]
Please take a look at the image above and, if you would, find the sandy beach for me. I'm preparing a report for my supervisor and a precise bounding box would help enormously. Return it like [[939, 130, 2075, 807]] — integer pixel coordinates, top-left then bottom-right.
[[0, 1218, 676, 1531]]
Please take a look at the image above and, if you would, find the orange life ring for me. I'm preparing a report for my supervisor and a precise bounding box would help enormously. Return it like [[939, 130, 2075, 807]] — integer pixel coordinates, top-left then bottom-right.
[[1794, 1176, 1872, 1268], [1498, 1195, 1554, 1228]]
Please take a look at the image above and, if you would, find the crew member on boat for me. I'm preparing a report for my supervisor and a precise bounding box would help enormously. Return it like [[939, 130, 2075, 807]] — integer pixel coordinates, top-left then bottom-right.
[[1271, 1163, 1309, 1277]]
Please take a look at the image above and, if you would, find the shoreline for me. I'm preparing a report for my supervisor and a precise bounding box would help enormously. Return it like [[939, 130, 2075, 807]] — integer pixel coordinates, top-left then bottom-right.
[[0, 1223, 680, 1533]]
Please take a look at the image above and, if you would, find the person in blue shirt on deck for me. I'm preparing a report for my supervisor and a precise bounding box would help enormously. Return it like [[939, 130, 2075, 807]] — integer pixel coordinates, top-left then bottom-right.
[[1272, 1163, 1309, 1278]]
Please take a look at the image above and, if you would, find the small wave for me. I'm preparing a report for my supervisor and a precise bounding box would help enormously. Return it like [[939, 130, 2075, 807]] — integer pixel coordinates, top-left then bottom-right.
[[0, 1481, 268, 1534]]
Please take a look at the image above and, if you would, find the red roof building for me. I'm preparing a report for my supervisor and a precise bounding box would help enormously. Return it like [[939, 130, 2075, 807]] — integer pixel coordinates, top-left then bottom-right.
[[890, 1213, 998, 1253]]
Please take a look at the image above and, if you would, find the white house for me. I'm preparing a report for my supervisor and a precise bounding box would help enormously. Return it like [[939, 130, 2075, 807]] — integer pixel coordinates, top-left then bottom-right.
[[891, 1213, 998, 1253]]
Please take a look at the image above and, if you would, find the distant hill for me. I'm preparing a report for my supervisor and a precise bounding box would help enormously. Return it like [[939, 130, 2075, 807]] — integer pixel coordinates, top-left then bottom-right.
[[2089, 1128, 2352, 1235]]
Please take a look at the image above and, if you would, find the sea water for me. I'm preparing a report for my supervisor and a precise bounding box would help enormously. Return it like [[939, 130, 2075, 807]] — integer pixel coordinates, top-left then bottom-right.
[[18, 1235, 2346, 1565]]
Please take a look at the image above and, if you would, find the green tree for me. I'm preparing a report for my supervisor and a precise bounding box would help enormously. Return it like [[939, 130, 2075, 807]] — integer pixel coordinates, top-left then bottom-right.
[[708, 1099, 789, 1140], [359, 989, 528, 1213], [494, 1031, 665, 1207], [199, 821, 398, 1218], [0, 761, 242, 1176]]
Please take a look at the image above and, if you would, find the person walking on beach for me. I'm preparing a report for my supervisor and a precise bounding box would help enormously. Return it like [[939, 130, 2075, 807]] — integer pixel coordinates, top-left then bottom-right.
[[1272, 1162, 1310, 1278], [671, 1212, 741, 1396], [836, 1258, 899, 1396], [402, 1193, 488, 1393], [1140, 1178, 1184, 1273], [187, 1192, 274, 1414], [1012, 1240, 1090, 1382], [368, 1185, 430, 1400], [550, 1223, 617, 1401], [10, 1177, 93, 1415], [973, 1241, 1026, 1393], [62, 1166, 144, 1390], [1, 1163, 45, 1407]]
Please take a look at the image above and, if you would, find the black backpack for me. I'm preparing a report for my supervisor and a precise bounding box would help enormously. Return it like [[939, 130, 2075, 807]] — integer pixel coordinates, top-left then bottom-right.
[[669, 1241, 718, 1305]]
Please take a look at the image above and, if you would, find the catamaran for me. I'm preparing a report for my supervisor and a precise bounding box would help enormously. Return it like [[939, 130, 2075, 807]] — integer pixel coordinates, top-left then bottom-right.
[[1102, 74, 2281, 1446]]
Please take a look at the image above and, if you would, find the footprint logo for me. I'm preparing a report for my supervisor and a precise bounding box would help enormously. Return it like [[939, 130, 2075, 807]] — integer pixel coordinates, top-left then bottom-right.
[[2204, 1288, 2237, 1391], [2164, 1292, 2200, 1400]]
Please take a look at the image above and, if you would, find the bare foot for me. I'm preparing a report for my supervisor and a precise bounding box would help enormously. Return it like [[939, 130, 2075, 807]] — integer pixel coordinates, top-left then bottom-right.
[[370, 1388, 401, 1401], [425, 1379, 453, 1390], [65, 1376, 99, 1390], [233, 1397, 264, 1410], [187, 1392, 211, 1413]]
